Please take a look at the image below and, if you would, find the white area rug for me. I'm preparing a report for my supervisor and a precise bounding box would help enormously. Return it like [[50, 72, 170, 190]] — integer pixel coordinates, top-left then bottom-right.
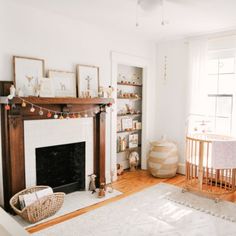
[[32, 183, 236, 236], [166, 188, 236, 222], [12, 189, 122, 228]]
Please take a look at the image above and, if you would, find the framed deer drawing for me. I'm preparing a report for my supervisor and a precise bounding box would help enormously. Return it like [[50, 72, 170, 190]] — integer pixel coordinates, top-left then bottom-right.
[[13, 56, 45, 97], [48, 70, 76, 97]]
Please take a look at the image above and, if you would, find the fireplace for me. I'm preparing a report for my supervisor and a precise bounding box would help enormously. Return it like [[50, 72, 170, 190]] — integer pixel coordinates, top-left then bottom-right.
[[24, 118, 94, 192], [36, 142, 85, 193], [0, 96, 111, 210]]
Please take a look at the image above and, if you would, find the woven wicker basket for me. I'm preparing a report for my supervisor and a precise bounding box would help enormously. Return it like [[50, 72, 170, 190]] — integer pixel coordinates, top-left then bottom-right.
[[10, 186, 65, 223]]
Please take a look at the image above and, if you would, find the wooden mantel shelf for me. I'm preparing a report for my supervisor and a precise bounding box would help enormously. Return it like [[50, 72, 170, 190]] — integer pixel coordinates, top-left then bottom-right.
[[0, 96, 114, 105]]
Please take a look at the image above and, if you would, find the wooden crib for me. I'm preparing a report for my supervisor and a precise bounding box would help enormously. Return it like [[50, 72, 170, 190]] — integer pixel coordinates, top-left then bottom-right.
[[184, 133, 236, 201]]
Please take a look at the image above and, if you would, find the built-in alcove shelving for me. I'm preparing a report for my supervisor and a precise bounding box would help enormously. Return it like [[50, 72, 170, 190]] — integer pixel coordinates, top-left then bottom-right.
[[116, 64, 143, 170]]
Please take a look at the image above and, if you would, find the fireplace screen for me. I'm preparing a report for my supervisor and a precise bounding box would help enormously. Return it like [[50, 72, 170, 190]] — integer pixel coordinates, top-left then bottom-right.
[[36, 142, 85, 193]]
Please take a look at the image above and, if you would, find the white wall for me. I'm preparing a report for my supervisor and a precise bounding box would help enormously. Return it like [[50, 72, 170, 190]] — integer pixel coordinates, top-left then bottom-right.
[[208, 35, 236, 51], [0, 1, 157, 206], [156, 40, 189, 172], [1, 1, 156, 82]]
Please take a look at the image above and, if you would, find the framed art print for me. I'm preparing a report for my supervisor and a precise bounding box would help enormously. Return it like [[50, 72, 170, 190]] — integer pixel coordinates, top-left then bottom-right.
[[76, 64, 99, 98], [13, 56, 45, 97], [48, 70, 76, 97], [121, 118, 133, 131], [38, 78, 55, 97], [129, 134, 138, 148]]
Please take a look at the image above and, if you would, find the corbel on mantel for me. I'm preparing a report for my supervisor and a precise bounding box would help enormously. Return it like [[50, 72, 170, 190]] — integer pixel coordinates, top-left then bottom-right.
[[0, 96, 114, 211]]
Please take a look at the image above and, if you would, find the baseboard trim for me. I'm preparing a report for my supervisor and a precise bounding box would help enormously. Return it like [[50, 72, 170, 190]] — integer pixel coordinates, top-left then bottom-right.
[[177, 163, 185, 175]]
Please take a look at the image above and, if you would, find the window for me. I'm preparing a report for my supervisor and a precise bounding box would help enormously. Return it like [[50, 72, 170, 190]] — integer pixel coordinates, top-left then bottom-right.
[[206, 54, 236, 135]]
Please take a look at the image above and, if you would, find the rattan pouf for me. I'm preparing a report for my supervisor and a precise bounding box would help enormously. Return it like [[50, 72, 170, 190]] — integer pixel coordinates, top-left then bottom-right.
[[148, 140, 178, 178]]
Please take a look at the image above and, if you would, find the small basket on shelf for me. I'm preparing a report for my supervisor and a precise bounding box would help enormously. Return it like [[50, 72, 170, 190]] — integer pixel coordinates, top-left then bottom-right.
[[10, 186, 65, 223]]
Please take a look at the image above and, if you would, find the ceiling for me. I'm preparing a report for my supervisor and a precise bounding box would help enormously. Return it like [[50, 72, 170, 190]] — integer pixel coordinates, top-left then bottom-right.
[[9, 0, 236, 42]]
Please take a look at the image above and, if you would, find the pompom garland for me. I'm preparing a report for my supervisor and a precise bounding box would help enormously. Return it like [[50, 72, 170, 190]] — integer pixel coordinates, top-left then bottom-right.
[[5, 96, 110, 119], [4, 104, 10, 110]]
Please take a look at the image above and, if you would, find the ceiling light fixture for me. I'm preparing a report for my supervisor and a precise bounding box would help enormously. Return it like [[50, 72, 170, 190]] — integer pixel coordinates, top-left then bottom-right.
[[160, 0, 169, 26], [136, 0, 140, 27], [138, 0, 160, 11], [136, 0, 169, 27]]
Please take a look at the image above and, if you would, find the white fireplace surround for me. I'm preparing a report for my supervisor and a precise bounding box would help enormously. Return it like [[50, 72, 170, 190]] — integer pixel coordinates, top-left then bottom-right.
[[24, 118, 94, 191]]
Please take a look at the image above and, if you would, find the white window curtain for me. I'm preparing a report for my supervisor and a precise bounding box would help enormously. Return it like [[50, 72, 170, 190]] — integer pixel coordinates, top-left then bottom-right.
[[187, 38, 208, 133]]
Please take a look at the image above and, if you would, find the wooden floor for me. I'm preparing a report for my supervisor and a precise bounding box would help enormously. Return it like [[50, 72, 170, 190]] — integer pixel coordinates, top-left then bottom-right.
[[27, 170, 236, 234]]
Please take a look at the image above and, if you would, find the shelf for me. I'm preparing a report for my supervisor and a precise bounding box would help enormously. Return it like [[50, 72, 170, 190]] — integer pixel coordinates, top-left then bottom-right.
[[208, 72, 235, 76], [117, 97, 141, 100], [117, 145, 141, 153], [117, 113, 142, 117], [117, 129, 142, 134], [0, 97, 114, 105], [117, 82, 142, 87]]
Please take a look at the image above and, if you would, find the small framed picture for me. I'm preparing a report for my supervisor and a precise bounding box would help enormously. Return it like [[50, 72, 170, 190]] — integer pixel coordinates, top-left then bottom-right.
[[48, 70, 76, 97], [129, 134, 138, 148], [76, 64, 99, 98], [121, 118, 133, 131], [13, 56, 45, 96], [38, 78, 55, 97]]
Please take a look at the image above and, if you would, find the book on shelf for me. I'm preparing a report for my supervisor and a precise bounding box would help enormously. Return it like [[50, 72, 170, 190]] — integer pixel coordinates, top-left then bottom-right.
[[132, 120, 138, 129], [117, 120, 122, 132]]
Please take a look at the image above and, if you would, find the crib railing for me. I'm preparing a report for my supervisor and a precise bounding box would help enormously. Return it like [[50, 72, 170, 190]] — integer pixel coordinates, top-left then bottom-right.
[[185, 134, 236, 200]]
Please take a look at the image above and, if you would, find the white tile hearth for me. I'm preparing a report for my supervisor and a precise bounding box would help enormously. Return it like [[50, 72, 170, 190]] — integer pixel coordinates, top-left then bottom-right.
[[12, 189, 122, 228], [32, 183, 236, 236]]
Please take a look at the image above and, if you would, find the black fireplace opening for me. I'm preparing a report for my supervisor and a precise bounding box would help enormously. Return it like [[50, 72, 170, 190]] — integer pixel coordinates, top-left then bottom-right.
[[36, 142, 85, 194]]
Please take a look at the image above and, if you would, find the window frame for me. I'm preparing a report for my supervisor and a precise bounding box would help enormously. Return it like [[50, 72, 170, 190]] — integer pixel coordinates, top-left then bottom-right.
[[207, 50, 236, 135]]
